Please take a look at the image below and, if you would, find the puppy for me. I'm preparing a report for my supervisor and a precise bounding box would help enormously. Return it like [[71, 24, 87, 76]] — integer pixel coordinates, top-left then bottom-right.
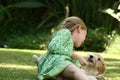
[[82, 54, 106, 80]]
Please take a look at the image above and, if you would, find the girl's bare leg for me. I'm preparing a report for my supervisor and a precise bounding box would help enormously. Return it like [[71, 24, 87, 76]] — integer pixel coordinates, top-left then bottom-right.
[[61, 64, 89, 80], [88, 76, 97, 80]]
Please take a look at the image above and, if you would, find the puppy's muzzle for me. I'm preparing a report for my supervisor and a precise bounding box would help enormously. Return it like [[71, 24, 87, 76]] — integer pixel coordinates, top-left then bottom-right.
[[90, 55, 94, 58], [88, 55, 94, 63]]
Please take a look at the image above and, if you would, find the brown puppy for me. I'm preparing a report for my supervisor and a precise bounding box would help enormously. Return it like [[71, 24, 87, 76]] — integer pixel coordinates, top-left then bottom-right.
[[83, 54, 106, 80]]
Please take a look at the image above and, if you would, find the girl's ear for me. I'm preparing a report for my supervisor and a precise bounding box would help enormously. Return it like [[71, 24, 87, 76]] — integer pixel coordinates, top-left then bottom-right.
[[77, 25, 81, 33]]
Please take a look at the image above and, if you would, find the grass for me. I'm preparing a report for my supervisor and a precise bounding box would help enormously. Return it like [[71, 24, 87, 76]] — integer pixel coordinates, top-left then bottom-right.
[[1, 30, 119, 80], [0, 48, 120, 80], [0, 48, 46, 80]]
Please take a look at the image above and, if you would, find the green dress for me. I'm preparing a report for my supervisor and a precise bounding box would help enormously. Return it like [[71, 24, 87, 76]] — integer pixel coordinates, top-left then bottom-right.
[[38, 29, 81, 80]]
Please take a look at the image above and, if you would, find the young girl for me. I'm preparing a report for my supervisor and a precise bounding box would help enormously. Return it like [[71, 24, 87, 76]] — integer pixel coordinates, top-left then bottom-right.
[[33, 16, 97, 80]]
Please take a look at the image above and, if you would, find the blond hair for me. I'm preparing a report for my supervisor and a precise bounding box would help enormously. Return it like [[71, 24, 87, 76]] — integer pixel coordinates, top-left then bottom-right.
[[47, 16, 87, 48], [60, 16, 87, 32]]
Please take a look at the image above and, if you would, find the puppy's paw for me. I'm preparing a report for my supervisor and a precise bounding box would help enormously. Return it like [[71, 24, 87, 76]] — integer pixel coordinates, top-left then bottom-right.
[[80, 60, 88, 66], [96, 74, 105, 80]]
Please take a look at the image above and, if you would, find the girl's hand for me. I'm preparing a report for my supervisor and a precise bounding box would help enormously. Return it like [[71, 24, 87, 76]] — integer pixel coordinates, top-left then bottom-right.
[[71, 53, 88, 66]]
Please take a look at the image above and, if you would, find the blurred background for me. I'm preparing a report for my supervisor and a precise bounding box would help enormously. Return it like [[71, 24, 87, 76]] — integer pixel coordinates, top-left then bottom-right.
[[0, 0, 119, 52]]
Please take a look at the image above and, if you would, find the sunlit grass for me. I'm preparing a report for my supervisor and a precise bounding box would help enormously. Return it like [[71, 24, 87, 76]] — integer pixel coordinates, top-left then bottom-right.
[[0, 63, 36, 70], [0, 48, 46, 54]]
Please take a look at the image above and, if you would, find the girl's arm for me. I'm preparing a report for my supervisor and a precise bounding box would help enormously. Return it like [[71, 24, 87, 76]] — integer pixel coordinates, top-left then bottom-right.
[[71, 53, 88, 66]]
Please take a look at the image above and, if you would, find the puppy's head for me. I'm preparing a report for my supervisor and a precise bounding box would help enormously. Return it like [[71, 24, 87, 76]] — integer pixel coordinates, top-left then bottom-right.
[[86, 54, 106, 74]]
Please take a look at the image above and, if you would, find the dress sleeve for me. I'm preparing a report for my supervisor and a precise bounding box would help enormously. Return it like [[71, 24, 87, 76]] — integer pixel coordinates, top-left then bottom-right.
[[48, 29, 72, 55]]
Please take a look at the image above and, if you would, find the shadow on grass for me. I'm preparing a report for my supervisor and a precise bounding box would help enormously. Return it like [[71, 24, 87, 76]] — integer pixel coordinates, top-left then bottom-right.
[[0, 67, 38, 80], [105, 58, 120, 62], [106, 68, 120, 74], [104, 57, 120, 79], [105, 58, 120, 67]]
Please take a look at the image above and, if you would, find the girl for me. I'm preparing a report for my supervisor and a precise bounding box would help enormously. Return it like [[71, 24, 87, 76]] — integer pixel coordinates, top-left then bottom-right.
[[33, 16, 97, 80]]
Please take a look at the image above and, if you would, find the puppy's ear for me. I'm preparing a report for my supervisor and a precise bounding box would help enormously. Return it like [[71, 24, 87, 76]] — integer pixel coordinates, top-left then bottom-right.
[[96, 53, 106, 74], [97, 62, 106, 74]]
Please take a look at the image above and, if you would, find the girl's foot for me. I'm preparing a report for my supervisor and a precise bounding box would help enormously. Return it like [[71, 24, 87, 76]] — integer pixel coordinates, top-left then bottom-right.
[[32, 55, 39, 64]]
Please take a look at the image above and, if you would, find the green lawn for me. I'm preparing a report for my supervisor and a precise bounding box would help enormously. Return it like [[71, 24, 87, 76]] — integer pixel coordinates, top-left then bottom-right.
[[0, 48, 120, 80], [0, 48, 45, 80]]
